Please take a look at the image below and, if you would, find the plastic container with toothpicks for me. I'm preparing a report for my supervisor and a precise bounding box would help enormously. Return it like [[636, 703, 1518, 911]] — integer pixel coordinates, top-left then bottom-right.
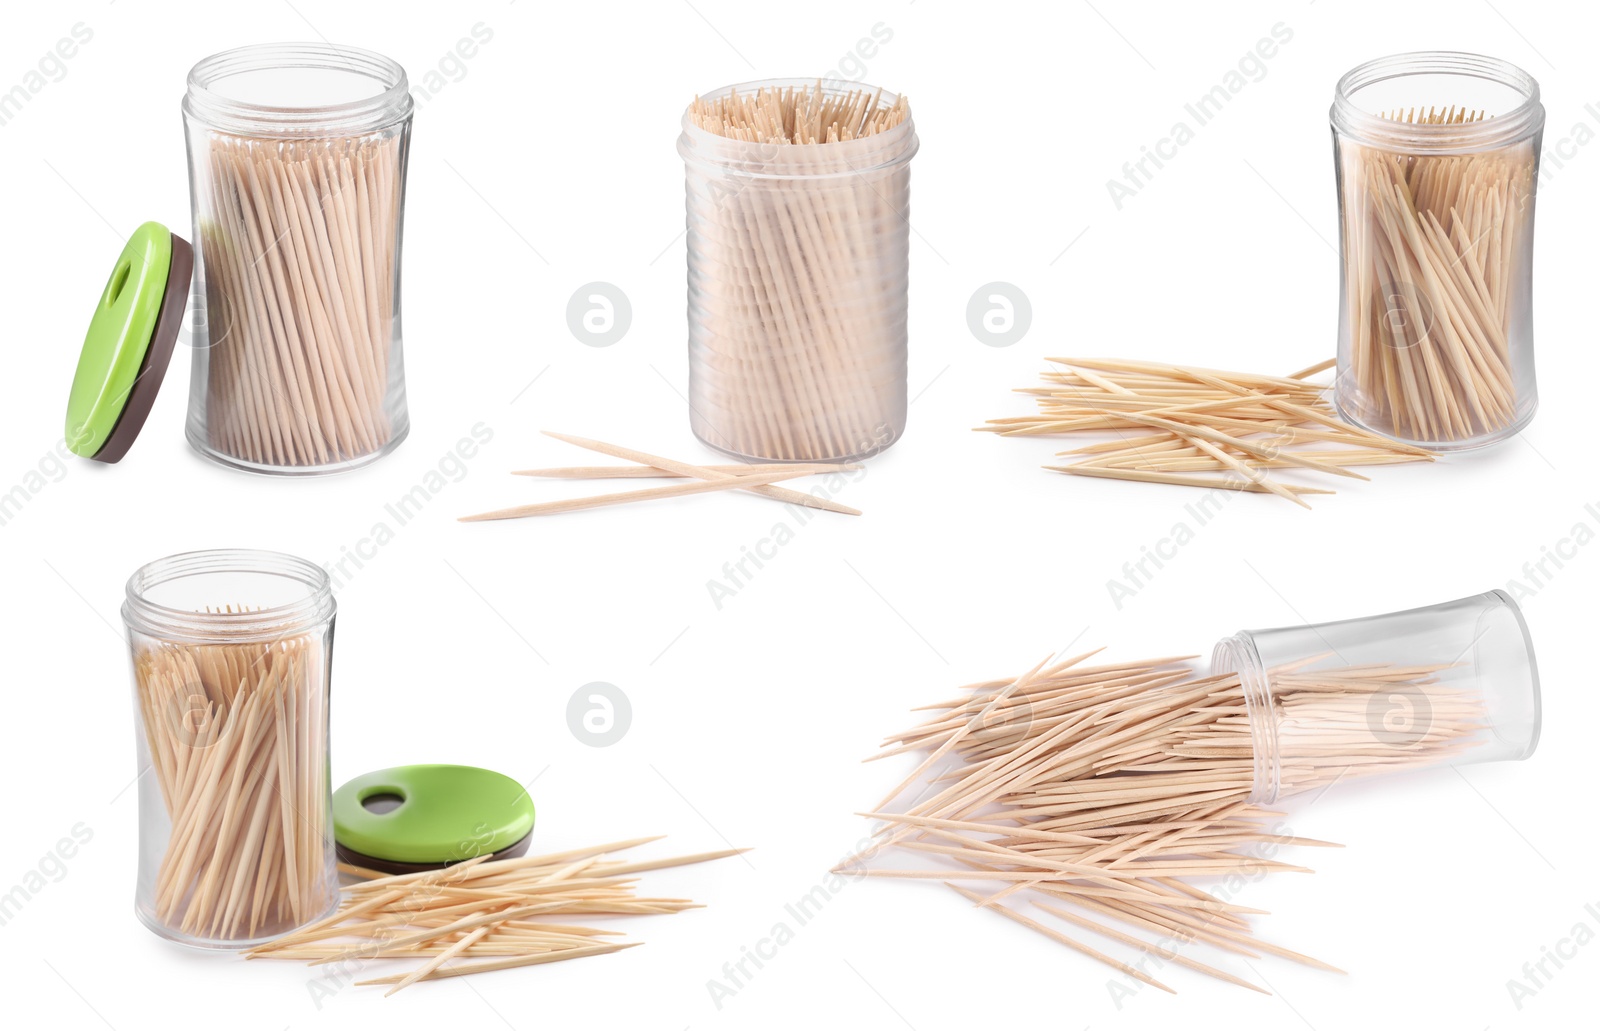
[[856, 589, 1542, 990], [680, 78, 919, 463], [1211, 589, 1540, 804], [1331, 52, 1544, 451], [182, 43, 414, 473], [122, 549, 338, 949], [64, 43, 414, 475]]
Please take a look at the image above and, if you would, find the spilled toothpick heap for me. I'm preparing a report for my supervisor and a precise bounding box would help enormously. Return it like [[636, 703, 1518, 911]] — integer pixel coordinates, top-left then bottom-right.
[[248, 837, 747, 994], [979, 357, 1434, 506], [460, 431, 864, 521], [843, 650, 1491, 994]]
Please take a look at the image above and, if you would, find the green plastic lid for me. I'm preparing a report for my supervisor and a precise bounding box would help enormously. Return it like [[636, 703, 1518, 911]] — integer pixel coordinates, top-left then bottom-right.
[[65, 221, 192, 461], [333, 764, 537, 866]]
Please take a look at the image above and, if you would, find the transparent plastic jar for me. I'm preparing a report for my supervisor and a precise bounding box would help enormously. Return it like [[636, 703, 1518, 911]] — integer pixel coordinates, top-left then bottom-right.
[[680, 78, 918, 463], [1212, 589, 1540, 804], [1331, 52, 1543, 450], [183, 43, 413, 474], [123, 549, 338, 949]]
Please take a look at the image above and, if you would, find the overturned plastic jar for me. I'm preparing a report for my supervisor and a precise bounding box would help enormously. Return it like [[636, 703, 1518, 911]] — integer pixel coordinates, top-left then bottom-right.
[[1331, 52, 1543, 450], [123, 549, 338, 948], [1212, 589, 1540, 804], [183, 43, 413, 473], [680, 79, 918, 463]]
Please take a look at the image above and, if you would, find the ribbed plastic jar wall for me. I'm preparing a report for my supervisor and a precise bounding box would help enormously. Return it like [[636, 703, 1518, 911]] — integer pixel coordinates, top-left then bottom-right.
[[680, 79, 918, 463]]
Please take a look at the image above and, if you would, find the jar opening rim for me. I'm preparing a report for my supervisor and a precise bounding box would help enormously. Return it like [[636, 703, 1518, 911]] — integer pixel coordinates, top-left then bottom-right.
[[1330, 51, 1543, 151], [185, 43, 413, 136], [124, 548, 334, 641], [1211, 634, 1281, 805]]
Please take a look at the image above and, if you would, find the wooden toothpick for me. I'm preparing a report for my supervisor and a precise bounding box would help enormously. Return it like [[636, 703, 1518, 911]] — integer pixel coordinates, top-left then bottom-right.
[[537, 431, 860, 515], [458, 468, 818, 522]]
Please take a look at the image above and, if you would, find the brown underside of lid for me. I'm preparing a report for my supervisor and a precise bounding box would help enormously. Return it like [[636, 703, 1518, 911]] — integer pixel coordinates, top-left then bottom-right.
[[92, 233, 193, 463], [335, 828, 535, 876]]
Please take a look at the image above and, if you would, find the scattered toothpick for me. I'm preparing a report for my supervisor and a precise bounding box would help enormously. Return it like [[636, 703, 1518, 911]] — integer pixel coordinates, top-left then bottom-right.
[[248, 838, 747, 994], [846, 651, 1488, 991], [460, 432, 864, 521], [979, 357, 1433, 505], [515, 462, 852, 480]]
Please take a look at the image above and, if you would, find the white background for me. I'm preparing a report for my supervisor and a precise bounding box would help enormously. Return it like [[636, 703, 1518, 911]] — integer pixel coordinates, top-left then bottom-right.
[[1, 0, 1595, 1028]]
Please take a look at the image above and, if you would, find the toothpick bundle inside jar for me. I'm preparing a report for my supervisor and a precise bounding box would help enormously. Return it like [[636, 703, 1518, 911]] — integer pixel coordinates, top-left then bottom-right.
[[680, 79, 919, 463], [182, 44, 413, 474], [123, 550, 338, 949], [1331, 52, 1543, 450]]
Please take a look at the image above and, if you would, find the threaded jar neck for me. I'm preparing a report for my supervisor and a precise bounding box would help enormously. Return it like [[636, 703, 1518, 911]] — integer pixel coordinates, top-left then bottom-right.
[[124, 549, 334, 644], [1212, 633, 1281, 804], [184, 43, 412, 137], [1330, 51, 1542, 152]]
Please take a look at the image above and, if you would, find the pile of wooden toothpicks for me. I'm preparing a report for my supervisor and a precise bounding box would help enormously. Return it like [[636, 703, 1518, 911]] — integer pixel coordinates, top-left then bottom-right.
[[980, 358, 1434, 506], [460, 431, 864, 521], [846, 650, 1486, 993], [249, 837, 746, 994]]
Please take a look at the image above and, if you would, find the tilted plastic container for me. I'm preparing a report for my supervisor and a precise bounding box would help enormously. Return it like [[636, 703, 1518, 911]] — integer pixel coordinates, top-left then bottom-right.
[[1212, 589, 1540, 803]]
